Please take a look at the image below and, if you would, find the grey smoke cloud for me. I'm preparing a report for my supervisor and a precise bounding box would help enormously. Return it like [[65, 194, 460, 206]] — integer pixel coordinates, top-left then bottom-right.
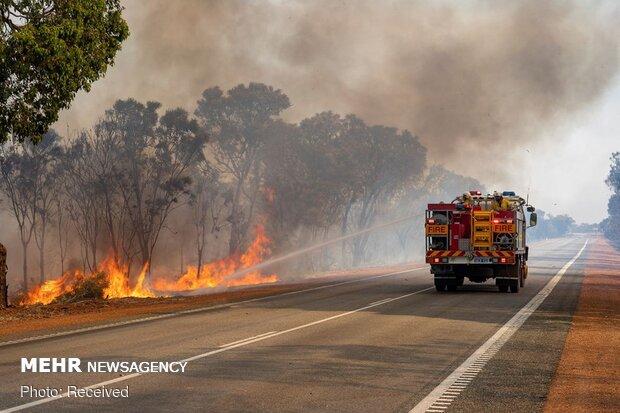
[[57, 0, 619, 168]]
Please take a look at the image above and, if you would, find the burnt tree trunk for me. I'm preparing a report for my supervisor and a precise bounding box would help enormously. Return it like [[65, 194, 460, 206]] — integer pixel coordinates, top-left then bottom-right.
[[228, 181, 244, 255], [21, 239, 28, 290], [38, 216, 46, 283], [0, 243, 7, 308]]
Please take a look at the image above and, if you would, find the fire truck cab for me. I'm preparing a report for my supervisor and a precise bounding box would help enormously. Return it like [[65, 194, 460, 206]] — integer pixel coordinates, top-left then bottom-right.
[[425, 191, 537, 293]]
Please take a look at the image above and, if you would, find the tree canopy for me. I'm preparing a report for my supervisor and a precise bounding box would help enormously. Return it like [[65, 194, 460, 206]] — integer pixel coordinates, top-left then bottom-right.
[[195, 83, 291, 254], [1, 0, 129, 143], [602, 152, 620, 240], [0, 81, 489, 292]]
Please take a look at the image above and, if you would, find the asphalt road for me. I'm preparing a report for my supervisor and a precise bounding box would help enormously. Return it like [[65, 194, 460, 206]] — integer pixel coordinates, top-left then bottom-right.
[[0, 235, 589, 412]]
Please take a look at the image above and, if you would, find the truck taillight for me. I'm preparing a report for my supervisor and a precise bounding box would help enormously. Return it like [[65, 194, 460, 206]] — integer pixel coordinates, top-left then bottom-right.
[[500, 257, 507, 263], [493, 218, 513, 224], [428, 219, 435, 224], [433, 258, 440, 263]]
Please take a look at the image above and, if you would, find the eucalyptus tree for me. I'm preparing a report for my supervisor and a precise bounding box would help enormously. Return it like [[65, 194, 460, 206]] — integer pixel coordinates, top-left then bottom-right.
[[1, 0, 128, 143], [0, 131, 61, 287], [99, 100, 206, 273], [195, 83, 290, 254]]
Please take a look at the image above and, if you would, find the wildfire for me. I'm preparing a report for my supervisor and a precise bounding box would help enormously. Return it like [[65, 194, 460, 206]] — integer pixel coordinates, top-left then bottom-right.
[[21, 225, 278, 305], [22, 270, 77, 305], [21, 256, 154, 305], [101, 257, 153, 299], [153, 224, 278, 291]]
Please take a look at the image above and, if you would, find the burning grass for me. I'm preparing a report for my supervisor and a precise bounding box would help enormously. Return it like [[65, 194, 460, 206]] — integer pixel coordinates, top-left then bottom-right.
[[55, 272, 109, 303], [20, 226, 278, 306]]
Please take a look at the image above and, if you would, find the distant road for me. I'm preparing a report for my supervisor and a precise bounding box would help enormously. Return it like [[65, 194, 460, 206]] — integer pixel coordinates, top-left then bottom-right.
[[0, 236, 589, 412]]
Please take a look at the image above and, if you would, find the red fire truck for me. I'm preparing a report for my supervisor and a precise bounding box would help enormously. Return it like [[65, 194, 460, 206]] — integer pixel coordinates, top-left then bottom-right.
[[425, 191, 537, 293]]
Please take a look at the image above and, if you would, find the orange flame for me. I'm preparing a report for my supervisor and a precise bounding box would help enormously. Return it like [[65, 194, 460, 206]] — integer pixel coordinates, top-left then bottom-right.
[[22, 270, 77, 305], [22, 225, 278, 305], [153, 224, 278, 291], [100, 256, 154, 299]]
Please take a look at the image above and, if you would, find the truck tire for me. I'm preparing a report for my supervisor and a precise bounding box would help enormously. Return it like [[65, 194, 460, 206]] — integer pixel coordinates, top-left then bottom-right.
[[509, 280, 519, 293], [509, 261, 522, 293], [509, 276, 520, 293], [434, 279, 447, 292], [446, 282, 458, 292], [497, 281, 509, 293]]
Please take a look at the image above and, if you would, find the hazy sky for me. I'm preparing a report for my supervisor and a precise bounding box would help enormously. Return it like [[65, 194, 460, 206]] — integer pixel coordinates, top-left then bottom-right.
[[504, 77, 620, 223], [54, 0, 619, 224]]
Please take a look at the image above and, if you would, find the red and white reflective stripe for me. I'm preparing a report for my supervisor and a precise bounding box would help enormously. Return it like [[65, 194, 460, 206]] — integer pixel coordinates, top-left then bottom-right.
[[426, 250, 514, 258]]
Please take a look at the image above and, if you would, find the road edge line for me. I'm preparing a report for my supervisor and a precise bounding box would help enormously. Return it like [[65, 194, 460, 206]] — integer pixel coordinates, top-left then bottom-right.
[[409, 240, 588, 413]]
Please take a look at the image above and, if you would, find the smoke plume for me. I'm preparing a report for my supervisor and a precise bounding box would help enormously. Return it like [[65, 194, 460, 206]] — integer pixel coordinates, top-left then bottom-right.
[[56, 0, 619, 171]]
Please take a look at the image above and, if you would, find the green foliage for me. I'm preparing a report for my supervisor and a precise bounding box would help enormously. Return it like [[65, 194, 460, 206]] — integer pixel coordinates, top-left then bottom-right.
[[1, 0, 129, 143], [601, 192, 620, 241], [602, 152, 620, 240], [606, 152, 620, 192], [528, 210, 575, 241]]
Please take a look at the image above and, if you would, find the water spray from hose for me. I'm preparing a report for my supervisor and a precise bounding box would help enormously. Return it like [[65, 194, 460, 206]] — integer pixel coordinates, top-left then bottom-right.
[[175, 213, 426, 295]]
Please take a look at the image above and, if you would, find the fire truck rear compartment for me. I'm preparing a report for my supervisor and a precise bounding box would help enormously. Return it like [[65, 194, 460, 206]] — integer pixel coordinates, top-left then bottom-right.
[[425, 193, 531, 293]]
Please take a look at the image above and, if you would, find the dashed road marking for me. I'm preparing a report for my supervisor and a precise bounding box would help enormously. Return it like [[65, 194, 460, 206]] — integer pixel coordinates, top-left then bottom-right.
[[0, 266, 426, 348], [1, 283, 434, 412], [367, 298, 394, 306], [219, 331, 277, 348]]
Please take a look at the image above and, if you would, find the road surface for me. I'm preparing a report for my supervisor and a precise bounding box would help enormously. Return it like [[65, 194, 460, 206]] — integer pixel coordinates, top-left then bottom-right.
[[0, 235, 590, 412]]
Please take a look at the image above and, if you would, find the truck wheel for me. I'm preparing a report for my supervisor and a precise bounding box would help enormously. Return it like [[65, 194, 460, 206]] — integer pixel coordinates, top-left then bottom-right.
[[519, 271, 525, 288], [446, 282, 458, 292], [434, 279, 447, 292], [497, 282, 509, 293], [509, 279, 520, 293]]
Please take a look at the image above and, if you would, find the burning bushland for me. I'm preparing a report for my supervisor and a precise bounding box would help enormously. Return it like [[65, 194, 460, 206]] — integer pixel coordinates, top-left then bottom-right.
[[1, 2, 618, 311], [21, 225, 276, 305], [1, 83, 483, 306]]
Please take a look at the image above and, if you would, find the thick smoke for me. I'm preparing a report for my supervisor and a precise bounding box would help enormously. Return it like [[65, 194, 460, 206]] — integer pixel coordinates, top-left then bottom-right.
[[56, 0, 619, 172]]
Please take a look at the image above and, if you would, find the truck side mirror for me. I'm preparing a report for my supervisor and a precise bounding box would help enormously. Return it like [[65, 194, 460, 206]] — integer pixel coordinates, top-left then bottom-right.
[[529, 212, 537, 227], [526, 206, 535, 212]]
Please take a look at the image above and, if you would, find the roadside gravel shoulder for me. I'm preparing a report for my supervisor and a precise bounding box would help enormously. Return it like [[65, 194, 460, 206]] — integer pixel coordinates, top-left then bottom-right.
[[544, 235, 620, 413], [0, 263, 417, 343]]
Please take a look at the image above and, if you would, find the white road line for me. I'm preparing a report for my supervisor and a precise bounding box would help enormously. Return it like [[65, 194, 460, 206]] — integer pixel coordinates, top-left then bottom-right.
[[0, 266, 426, 348], [1, 286, 434, 412], [367, 298, 393, 306], [410, 240, 588, 413], [219, 331, 277, 348]]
